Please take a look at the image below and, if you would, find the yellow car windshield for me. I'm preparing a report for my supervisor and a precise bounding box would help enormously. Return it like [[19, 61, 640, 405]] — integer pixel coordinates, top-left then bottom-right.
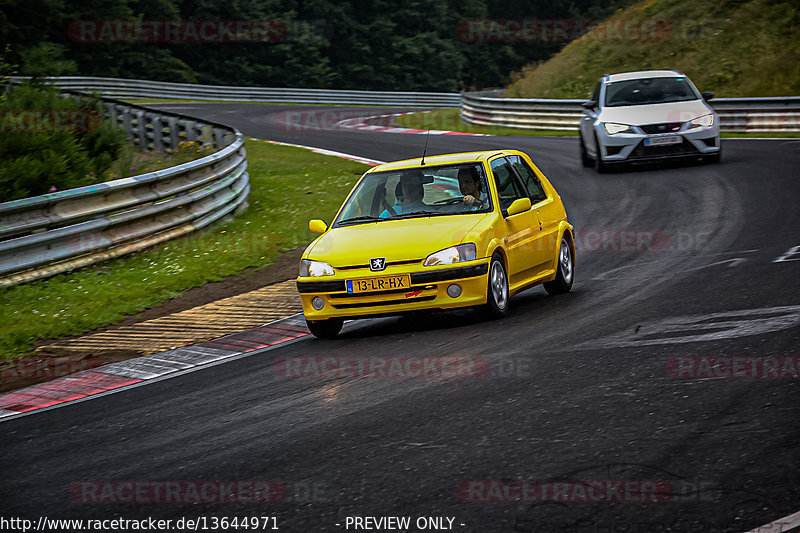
[[335, 163, 491, 227]]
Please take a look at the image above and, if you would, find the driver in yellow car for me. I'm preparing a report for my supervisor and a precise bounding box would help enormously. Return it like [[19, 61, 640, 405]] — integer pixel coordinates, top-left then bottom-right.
[[457, 166, 486, 208]]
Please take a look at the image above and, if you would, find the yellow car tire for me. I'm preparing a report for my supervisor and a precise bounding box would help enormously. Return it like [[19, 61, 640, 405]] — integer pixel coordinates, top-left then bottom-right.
[[307, 318, 344, 339], [544, 236, 574, 295], [484, 253, 509, 318]]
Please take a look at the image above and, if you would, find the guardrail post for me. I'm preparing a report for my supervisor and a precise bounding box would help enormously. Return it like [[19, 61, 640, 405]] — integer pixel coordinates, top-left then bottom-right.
[[166, 117, 178, 148], [120, 107, 132, 138], [151, 114, 163, 151], [214, 128, 225, 149], [184, 120, 198, 143], [105, 102, 117, 128], [196, 124, 214, 147], [134, 109, 146, 147]]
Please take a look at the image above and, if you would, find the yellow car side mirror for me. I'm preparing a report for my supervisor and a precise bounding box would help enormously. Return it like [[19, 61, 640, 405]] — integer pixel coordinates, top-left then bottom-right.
[[309, 219, 328, 234], [506, 198, 532, 217]]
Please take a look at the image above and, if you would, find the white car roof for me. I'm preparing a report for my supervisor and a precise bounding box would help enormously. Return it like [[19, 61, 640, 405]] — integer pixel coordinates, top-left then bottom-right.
[[606, 70, 683, 82]]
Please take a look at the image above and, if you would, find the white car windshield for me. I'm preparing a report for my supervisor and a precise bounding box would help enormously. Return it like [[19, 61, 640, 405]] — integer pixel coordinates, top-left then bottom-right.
[[334, 163, 491, 227], [604, 77, 700, 107]]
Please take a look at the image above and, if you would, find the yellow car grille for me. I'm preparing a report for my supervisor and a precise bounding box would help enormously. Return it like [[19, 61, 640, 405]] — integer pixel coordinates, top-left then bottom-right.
[[334, 259, 423, 271]]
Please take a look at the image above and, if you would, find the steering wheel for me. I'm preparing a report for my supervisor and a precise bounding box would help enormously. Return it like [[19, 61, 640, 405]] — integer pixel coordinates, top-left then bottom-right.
[[433, 197, 466, 205]]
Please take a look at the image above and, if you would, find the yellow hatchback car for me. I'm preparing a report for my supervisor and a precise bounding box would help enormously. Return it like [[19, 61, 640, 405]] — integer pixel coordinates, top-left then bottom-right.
[[296, 149, 575, 338]]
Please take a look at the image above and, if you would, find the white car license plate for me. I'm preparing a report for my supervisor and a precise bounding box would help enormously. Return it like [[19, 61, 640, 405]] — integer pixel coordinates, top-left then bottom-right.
[[645, 136, 682, 146]]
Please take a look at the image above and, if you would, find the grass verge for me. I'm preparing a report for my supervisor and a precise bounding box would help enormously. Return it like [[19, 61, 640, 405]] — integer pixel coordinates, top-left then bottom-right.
[[394, 109, 578, 136], [0, 140, 367, 363], [103, 140, 216, 181]]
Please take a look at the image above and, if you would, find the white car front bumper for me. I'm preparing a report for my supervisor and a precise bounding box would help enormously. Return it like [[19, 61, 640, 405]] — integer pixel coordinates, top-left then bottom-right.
[[595, 122, 720, 162]]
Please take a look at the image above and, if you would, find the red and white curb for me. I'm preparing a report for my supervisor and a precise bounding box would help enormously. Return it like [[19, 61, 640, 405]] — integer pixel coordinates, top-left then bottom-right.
[[260, 139, 385, 166], [0, 314, 310, 421], [336, 111, 487, 136]]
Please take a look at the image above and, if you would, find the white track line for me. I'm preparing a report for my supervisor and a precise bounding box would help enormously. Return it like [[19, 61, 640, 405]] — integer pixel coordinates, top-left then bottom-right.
[[334, 111, 488, 136], [257, 139, 385, 166], [744, 510, 800, 532]]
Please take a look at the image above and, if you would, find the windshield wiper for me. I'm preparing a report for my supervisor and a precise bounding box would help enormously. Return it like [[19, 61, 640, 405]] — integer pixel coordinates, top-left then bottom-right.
[[394, 211, 438, 219], [337, 215, 384, 225]]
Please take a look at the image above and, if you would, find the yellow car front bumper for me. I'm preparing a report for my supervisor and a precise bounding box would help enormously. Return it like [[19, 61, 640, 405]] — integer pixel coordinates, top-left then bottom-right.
[[297, 261, 490, 321]]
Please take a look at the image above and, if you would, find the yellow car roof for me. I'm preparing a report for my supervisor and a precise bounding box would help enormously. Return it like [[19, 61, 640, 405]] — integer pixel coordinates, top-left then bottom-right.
[[368, 150, 520, 173]]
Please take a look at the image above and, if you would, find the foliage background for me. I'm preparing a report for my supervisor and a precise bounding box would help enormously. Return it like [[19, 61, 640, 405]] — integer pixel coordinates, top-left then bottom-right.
[[0, 0, 634, 91], [0, 82, 125, 201], [505, 0, 800, 98]]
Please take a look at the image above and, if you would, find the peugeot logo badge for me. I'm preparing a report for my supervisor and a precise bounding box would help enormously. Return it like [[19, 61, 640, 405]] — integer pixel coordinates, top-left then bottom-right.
[[370, 258, 386, 271]]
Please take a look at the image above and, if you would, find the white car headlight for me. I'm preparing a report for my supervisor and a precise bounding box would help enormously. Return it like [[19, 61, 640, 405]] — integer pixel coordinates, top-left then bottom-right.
[[299, 259, 335, 277], [424, 243, 477, 267], [603, 122, 634, 135], [687, 114, 714, 129]]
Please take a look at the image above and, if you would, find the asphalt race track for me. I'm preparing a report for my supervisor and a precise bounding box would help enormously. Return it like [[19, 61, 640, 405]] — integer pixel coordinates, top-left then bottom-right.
[[1, 104, 799, 532]]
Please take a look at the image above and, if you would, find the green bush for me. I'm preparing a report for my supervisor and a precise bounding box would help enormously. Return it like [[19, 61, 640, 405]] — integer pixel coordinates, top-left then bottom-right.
[[0, 83, 125, 202]]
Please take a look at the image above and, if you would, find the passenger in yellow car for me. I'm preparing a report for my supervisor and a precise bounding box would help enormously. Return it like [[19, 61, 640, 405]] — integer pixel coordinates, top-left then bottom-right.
[[379, 174, 428, 218]]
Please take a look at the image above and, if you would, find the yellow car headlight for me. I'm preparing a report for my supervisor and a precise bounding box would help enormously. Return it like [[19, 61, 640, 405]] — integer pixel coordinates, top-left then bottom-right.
[[299, 259, 335, 277], [687, 114, 714, 129], [424, 243, 477, 266]]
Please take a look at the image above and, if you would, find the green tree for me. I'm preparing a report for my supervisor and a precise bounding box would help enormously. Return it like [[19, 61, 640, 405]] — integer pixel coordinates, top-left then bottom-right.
[[0, 83, 125, 201]]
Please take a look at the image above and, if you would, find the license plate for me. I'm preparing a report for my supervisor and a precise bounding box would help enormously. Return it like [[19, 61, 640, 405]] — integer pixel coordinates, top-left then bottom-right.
[[347, 275, 411, 294], [645, 136, 682, 146]]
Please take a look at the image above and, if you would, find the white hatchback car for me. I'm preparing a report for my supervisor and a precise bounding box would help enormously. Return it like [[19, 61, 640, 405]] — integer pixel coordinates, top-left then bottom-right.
[[579, 70, 721, 172]]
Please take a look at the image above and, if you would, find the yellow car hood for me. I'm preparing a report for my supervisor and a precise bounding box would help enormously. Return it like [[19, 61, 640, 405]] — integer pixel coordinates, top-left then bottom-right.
[[306, 214, 489, 266]]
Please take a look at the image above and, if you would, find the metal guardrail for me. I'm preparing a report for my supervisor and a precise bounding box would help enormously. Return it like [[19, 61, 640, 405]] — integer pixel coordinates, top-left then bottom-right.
[[461, 91, 800, 133], [707, 97, 800, 133], [11, 76, 461, 108], [461, 91, 584, 132], [0, 92, 249, 287]]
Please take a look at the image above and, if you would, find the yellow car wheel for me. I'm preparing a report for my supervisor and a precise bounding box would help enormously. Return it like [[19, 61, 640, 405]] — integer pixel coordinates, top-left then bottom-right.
[[485, 254, 509, 318], [307, 318, 344, 339], [544, 236, 574, 295]]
